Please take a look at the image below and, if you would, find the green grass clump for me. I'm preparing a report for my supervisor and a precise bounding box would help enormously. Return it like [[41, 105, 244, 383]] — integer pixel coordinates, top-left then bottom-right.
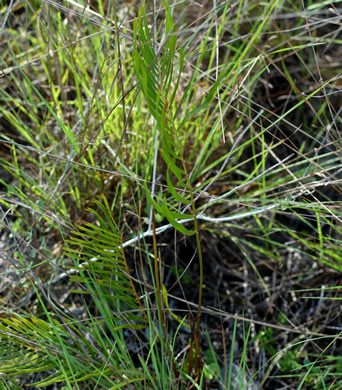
[[1, 0, 342, 388]]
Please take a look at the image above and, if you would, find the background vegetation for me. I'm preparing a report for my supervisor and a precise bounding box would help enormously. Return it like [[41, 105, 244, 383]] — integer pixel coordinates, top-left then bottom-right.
[[0, 0, 342, 388]]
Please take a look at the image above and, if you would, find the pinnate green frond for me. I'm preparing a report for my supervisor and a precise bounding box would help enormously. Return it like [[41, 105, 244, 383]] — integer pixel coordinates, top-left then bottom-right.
[[65, 194, 147, 329], [133, 3, 199, 235], [0, 315, 98, 387]]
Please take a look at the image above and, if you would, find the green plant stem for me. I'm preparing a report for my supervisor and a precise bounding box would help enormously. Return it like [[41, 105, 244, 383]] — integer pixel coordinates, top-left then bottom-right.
[[152, 208, 164, 327], [177, 140, 204, 376]]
